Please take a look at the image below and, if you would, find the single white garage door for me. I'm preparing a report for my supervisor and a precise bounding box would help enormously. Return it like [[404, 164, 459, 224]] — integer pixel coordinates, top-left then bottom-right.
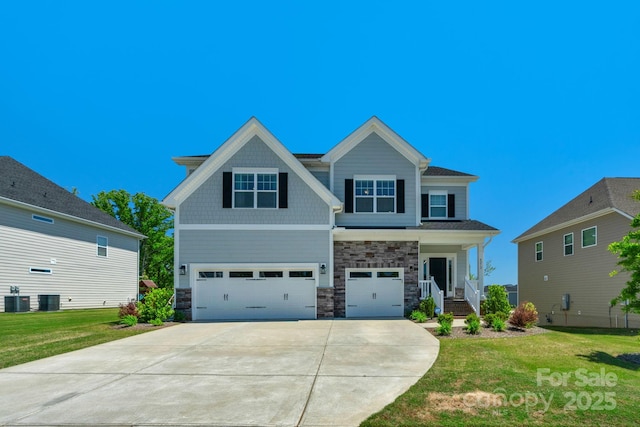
[[192, 264, 317, 320], [346, 268, 404, 318]]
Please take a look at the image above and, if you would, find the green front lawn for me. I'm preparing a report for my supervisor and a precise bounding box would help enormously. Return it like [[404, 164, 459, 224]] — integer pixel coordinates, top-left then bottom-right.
[[363, 327, 640, 427], [0, 308, 154, 369]]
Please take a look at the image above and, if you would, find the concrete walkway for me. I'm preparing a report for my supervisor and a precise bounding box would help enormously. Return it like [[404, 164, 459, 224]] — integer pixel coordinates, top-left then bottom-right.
[[0, 319, 439, 427]]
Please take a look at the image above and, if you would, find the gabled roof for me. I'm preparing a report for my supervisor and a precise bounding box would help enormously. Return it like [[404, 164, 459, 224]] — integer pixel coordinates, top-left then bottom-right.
[[0, 156, 144, 238], [162, 117, 342, 210], [320, 116, 430, 170], [513, 177, 640, 242], [424, 166, 474, 177]]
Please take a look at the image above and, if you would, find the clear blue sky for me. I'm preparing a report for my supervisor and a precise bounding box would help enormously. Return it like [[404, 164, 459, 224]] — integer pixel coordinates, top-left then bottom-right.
[[2, 1, 639, 286]]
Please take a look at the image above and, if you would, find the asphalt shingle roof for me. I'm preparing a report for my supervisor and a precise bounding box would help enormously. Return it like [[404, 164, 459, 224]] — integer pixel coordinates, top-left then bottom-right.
[[0, 156, 143, 237], [423, 166, 474, 177], [514, 177, 640, 241], [410, 220, 499, 232]]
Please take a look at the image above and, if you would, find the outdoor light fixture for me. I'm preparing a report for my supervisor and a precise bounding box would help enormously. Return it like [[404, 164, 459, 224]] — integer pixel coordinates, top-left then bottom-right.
[[179, 264, 187, 275], [320, 263, 327, 274]]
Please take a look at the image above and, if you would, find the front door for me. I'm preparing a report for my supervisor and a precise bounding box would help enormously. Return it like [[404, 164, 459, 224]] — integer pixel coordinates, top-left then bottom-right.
[[429, 258, 447, 297]]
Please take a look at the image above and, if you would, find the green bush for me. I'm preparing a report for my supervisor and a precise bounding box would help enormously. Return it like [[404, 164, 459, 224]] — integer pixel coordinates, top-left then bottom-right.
[[436, 322, 452, 336], [410, 310, 427, 323], [483, 311, 508, 328], [173, 310, 186, 322], [510, 302, 539, 329], [120, 314, 138, 327], [492, 317, 507, 332], [466, 319, 481, 335], [149, 318, 164, 326], [420, 295, 436, 318], [437, 312, 454, 325], [137, 288, 174, 323], [465, 312, 480, 325], [482, 284, 512, 315]]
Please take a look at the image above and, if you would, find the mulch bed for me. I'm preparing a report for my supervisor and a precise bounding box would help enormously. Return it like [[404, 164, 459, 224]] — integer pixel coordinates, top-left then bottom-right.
[[429, 325, 551, 339], [111, 322, 178, 330]]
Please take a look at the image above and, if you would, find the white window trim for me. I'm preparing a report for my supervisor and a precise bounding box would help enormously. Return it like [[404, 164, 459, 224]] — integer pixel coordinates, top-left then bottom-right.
[[581, 226, 597, 248], [353, 174, 396, 214], [97, 235, 108, 257], [535, 241, 543, 262], [232, 167, 279, 209], [563, 232, 574, 256], [32, 214, 54, 224], [30, 267, 52, 274], [429, 190, 448, 219]]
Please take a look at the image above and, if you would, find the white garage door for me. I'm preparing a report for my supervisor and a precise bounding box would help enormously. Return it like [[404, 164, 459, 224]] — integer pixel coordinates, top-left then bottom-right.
[[346, 268, 404, 318], [192, 264, 317, 320]]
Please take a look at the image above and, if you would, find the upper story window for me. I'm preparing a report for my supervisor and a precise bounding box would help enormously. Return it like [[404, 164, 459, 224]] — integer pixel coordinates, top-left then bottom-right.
[[582, 226, 597, 248], [233, 168, 278, 209], [354, 176, 395, 213], [564, 233, 574, 256], [535, 241, 543, 262], [429, 191, 448, 218], [97, 235, 108, 257]]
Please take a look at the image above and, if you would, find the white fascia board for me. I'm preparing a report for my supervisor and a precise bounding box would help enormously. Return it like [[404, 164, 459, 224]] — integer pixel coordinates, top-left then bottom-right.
[[511, 208, 618, 243], [179, 224, 333, 231], [163, 117, 342, 210], [320, 117, 428, 167], [332, 227, 499, 244], [0, 197, 146, 239], [422, 176, 479, 186]]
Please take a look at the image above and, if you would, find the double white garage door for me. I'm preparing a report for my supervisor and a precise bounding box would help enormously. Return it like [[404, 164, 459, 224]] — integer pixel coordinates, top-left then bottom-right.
[[192, 265, 405, 320]]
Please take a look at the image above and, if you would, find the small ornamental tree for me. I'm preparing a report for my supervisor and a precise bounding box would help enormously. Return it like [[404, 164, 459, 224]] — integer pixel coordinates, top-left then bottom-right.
[[609, 190, 640, 314], [482, 284, 512, 315]]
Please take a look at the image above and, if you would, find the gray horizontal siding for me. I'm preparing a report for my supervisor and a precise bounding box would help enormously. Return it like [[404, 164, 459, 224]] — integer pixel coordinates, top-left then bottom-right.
[[309, 170, 330, 189], [178, 229, 331, 288], [0, 203, 139, 311], [421, 185, 467, 219], [334, 132, 417, 227], [180, 136, 330, 225]]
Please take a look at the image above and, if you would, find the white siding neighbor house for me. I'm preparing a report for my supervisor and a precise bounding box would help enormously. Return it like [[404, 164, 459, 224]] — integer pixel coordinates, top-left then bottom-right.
[[163, 117, 500, 321], [0, 156, 145, 312]]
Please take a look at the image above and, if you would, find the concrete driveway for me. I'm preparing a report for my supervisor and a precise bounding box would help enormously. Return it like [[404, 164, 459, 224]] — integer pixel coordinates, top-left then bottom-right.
[[0, 319, 439, 427]]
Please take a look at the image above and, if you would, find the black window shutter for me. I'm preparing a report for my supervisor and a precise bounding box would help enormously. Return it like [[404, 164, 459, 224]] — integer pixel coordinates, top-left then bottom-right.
[[345, 179, 354, 213], [222, 172, 232, 208], [421, 194, 429, 218], [278, 172, 288, 208], [396, 179, 405, 213], [448, 194, 455, 218]]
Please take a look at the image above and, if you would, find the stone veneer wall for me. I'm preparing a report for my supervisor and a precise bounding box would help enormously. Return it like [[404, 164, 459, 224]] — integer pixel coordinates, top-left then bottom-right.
[[333, 241, 420, 317], [175, 288, 192, 321], [316, 288, 335, 318]]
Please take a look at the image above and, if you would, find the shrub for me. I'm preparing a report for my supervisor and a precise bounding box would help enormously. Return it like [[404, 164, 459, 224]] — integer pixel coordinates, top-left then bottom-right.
[[420, 295, 436, 318], [510, 302, 539, 329], [483, 311, 508, 328], [492, 317, 506, 332], [137, 288, 174, 323], [437, 312, 454, 325], [118, 302, 138, 319], [436, 322, 452, 336], [482, 284, 512, 315], [149, 318, 164, 326], [466, 319, 481, 335], [120, 314, 138, 327], [173, 310, 186, 322], [465, 312, 480, 325], [410, 310, 427, 323]]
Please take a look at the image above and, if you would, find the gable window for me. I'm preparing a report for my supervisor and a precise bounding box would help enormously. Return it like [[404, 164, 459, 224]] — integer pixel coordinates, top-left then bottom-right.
[[233, 169, 278, 209], [535, 241, 543, 262], [354, 176, 395, 213], [97, 236, 108, 257], [582, 226, 597, 248], [564, 233, 574, 256], [429, 191, 448, 218]]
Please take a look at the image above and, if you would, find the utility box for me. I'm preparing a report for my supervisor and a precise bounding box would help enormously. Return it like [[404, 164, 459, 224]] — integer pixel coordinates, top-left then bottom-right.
[[38, 294, 60, 311], [4, 296, 31, 312], [561, 293, 570, 310]]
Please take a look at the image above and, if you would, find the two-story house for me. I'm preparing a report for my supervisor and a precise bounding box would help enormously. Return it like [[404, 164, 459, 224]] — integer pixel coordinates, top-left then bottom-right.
[[162, 117, 499, 321]]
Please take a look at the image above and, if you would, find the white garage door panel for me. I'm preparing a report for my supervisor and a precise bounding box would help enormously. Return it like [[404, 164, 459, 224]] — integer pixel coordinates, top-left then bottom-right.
[[346, 269, 404, 318], [193, 266, 317, 321]]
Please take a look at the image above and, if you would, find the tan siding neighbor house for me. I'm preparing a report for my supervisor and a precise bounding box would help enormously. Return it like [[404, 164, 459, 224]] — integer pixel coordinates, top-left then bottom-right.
[[513, 178, 640, 328]]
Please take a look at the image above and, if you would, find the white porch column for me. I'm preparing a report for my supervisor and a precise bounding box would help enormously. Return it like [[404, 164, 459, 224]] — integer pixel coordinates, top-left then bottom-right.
[[477, 243, 484, 291]]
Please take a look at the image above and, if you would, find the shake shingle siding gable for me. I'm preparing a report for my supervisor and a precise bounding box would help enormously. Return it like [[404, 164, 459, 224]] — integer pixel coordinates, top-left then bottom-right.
[[0, 156, 142, 237]]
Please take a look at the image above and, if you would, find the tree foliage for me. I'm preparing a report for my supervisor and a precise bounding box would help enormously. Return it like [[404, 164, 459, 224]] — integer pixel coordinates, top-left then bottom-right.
[[609, 190, 640, 314], [482, 284, 512, 315], [91, 189, 174, 288]]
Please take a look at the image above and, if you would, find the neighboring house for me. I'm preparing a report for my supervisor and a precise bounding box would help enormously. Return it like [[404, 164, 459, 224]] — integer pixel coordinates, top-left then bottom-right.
[[163, 117, 499, 321], [513, 178, 640, 328], [0, 156, 144, 312]]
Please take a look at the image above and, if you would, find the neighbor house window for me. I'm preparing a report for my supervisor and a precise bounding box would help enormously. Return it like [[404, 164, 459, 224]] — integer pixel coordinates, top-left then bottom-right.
[[233, 169, 277, 209], [535, 241, 543, 261], [564, 233, 574, 256], [582, 226, 597, 248], [32, 214, 54, 224], [29, 267, 52, 274], [429, 191, 447, 218], [354, 176, 395, 213], [97, 236, 108, 257]]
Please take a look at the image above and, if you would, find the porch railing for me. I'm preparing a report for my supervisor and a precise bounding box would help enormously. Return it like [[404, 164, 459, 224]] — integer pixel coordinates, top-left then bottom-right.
[[464, 278, 480, 316], [418, 277, 444, 315]]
